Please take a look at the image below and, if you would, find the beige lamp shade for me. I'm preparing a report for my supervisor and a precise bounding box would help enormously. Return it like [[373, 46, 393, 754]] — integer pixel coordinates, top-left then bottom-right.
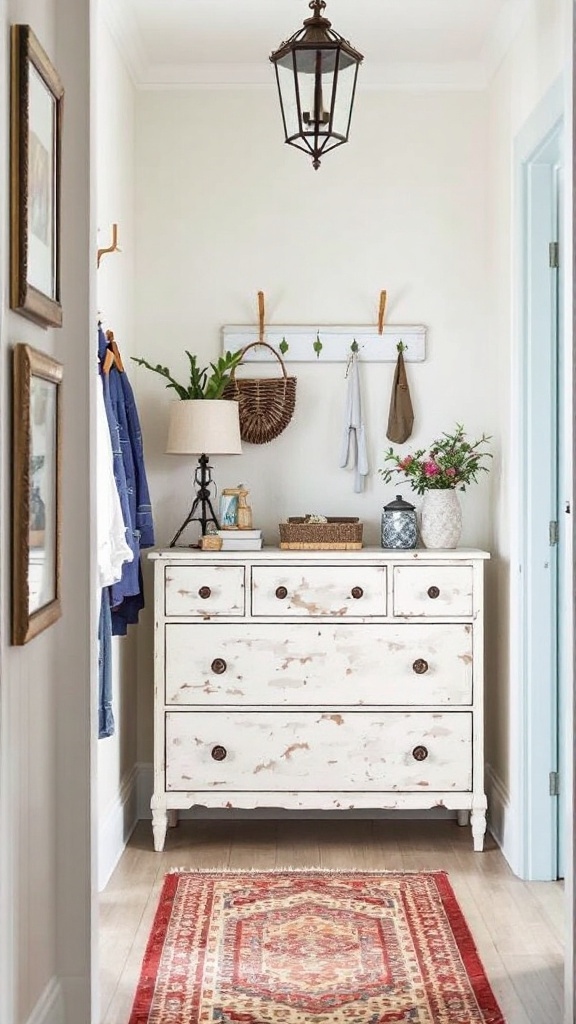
[[166, 399, 242, 455]]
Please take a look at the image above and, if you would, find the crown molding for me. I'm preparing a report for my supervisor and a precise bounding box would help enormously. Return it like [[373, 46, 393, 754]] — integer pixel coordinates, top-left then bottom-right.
[[480, 0, 531, 82], [101, 0, 529, 93], [135, 59, 488, 92], [100, 0, 147, 85]]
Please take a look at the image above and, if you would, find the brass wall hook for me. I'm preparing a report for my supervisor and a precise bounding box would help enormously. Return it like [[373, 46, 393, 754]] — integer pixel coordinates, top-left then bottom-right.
[[97, 223, 121, 268], [258, 290, 265, 343], [378, 290, 387, 334]]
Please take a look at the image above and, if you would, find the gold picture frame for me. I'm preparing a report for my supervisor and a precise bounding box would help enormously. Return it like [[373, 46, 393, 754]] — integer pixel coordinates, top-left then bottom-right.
[[10, 24, 64, 329], [12, 344, 63, 645]]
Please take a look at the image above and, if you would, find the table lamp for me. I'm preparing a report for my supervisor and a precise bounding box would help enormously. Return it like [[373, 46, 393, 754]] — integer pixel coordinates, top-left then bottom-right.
[[166, 399, 242, 546]]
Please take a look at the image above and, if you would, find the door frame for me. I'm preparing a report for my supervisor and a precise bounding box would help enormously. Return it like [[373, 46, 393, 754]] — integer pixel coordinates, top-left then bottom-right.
[[513, 76, 567, 882]]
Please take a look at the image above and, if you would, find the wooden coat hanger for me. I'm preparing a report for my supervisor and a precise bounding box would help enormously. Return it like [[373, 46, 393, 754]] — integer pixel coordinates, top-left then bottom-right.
[[102, 329, 125, 374]]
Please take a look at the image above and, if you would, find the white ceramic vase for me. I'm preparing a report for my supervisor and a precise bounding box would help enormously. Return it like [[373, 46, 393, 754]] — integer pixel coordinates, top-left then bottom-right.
[[420, 488, 462, 549]]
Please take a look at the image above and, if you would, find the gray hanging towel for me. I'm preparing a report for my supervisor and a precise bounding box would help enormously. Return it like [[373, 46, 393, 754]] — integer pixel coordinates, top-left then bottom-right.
[[386, 351, 414, 444], [340, 353, 369, 492]]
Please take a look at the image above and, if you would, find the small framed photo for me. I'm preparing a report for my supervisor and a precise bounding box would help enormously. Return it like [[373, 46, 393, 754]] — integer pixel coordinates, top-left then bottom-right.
[[10, 25, 64, 329], [12, 344, 63, 645]]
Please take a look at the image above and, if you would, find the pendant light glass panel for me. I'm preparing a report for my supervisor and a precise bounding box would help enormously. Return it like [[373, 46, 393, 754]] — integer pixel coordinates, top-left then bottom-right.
[[295, 49, 334, 139], [330, 59, 357, 138], [274, 59, 300, 140]]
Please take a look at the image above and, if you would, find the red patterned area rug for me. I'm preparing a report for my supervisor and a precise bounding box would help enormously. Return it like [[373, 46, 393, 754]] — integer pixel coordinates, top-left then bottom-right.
[[128, 870, 505, 1024]]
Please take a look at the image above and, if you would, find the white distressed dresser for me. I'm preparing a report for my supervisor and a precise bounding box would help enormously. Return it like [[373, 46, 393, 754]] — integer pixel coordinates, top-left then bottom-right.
[[149, 547, 490, 852]]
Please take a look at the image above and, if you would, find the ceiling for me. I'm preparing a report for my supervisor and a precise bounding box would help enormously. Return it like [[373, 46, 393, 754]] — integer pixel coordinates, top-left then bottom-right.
[[102, 0, 529, 89]]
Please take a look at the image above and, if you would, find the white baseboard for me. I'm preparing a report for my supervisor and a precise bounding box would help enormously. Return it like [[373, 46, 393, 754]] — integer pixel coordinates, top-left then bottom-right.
[[25, 978, 64, 1024], [98, 765, 139, 891], [135, 762, 459, 821]]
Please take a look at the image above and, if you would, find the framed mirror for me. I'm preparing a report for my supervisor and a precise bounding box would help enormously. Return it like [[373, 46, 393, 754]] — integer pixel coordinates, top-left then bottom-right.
[[12, 343, 62, 645]]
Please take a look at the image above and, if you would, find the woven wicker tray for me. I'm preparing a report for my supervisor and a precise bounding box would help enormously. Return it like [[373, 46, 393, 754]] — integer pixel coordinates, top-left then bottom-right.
[[278, 517, 363, 550]]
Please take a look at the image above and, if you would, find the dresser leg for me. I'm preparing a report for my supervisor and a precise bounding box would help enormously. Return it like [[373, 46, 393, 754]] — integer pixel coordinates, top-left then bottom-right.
[[152, 807, 168, 852], [471, 807, 486, 851], [457, 809, 470, 827]]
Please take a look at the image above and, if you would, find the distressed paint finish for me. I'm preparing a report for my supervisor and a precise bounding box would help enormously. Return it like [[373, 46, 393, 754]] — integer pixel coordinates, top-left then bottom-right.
[[393, 565, 474, 617], [165, 564, 245, 616], [251, 565, 387, 617], [164, 711, 472, 792], [150, 548, 489, 854], [164, 622, 473, 707]]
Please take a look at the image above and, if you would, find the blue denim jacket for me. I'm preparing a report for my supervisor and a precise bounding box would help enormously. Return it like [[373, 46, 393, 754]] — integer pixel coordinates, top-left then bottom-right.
[[98, 326, 154, 634]]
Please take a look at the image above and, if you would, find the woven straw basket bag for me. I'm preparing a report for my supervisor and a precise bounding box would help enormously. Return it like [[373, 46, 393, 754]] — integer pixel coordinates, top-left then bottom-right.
[[223, 341, 297, 445]]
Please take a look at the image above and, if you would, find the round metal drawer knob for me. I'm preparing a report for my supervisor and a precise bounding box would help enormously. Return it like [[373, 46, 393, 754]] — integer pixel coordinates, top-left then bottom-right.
[[211, 745, 227, 762], [198, 586, 212, 600], [275, 586, 288, 600], [211, 658, 227, 675], [351, 586, 364, 600], [412, 658, 429, 675], [427, 586, 440, 599], [412, 745, 429, 762]]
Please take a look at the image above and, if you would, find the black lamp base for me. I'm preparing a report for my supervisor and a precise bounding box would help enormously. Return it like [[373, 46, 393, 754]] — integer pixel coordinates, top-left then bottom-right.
[[169, 453, 219, 547]]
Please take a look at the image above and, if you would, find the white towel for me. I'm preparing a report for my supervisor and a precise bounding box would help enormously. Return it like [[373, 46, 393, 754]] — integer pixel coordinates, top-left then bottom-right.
[[339, 354, 369, 493], [96, 383, 133, 588]]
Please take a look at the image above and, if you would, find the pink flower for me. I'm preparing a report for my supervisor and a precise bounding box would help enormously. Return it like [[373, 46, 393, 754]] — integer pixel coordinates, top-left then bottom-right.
[[445, 467, 456, 478], [398, 456, 413, 470], [423, 460, 440, 477]]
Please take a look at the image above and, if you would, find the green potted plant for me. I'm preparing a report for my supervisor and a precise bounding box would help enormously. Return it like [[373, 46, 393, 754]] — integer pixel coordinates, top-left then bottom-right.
[[379, 424, 492, 549], [131, 349, 243, 399]]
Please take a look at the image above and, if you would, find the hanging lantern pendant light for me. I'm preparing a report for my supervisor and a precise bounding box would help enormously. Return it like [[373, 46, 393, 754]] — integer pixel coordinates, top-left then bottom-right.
[[270, 0, 364, 170]]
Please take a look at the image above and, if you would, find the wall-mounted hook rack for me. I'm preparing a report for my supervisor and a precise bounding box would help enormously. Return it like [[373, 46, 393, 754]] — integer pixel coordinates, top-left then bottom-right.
[[222, 324, 426, 363], [97, 223, 121, 268]]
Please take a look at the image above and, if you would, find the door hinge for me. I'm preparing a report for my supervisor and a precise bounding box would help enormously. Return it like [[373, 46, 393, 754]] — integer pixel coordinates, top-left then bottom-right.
[[549, 771, 560, 796], [549, 241, 559, 268], [549, 520, 559, 546]]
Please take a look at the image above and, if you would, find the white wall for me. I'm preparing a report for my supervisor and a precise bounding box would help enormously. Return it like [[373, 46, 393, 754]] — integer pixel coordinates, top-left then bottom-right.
[[0, 0, 95, 1022], [131, 87, 493, 766], [133, 88, 494, 540], [485, 0, 567, 872], [96, 11, 139, 892]]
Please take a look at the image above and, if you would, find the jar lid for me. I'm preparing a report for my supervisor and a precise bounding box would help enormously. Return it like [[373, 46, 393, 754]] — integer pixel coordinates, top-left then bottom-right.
[[383, 493, 415, 512]]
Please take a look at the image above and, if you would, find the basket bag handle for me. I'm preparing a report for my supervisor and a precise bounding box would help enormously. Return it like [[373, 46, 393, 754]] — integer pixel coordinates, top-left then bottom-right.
[[229, 341, 289, 381]]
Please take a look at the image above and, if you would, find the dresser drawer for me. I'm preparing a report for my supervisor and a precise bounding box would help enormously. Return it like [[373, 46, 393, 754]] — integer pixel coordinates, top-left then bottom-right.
[[251, 565, 387, 617], [164, 623, 473, 706], [164, 565, 245, 617], [393, 565, 473, 617], [165, 711, 472, 792]]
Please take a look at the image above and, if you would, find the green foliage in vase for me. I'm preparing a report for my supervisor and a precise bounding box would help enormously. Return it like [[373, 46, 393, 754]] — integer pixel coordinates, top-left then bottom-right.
[[131, 349, 243, 399], [380, 423, 492, 495]]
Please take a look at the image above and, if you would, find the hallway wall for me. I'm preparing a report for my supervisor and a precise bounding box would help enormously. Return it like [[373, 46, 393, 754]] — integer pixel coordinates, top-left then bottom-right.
[[96, 10, 139, 893], [0, 1, 95, 1022]]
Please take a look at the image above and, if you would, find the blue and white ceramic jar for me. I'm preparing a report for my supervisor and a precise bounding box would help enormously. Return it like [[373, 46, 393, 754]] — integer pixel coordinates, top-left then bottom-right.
[[381, 494, 418, 549]]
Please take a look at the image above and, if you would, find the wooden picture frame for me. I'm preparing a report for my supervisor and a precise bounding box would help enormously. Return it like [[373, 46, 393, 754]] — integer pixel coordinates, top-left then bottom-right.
[[10, 24, 64, 329], [12, 344, 63, 645]]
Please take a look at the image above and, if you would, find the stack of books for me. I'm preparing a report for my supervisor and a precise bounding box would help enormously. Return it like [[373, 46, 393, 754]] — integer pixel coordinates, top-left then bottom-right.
[[217, 529, 263, 551]]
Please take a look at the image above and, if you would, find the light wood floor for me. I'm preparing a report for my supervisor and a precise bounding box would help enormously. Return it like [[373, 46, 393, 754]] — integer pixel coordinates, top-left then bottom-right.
[[99, 818, 565, 1024]]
